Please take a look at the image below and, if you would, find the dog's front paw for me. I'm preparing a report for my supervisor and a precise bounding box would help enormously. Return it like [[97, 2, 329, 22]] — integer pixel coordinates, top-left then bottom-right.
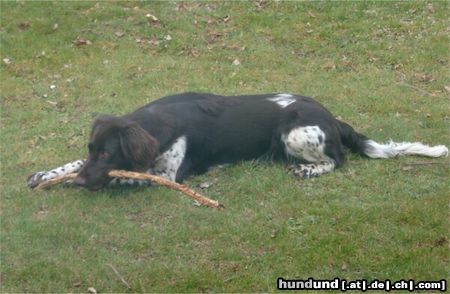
[[27, 171, 47, 189]]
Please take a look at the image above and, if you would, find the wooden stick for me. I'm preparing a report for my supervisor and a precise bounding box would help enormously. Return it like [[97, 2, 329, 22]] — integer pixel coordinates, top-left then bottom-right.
[[398, 82, 433, 97], [106, 263, 132, 290], [34, 170, 224, 209], [108, 170, 224, 209], [34, 173, 77, 190]]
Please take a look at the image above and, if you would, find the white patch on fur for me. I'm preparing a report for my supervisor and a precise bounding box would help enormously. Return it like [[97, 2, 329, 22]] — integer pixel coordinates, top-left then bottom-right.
[[152, 136, 187, 181], [283, 126, 327, 162], [283, 126, 336, 177], [107, 137, 188, 186], [364, 140, 449, 159], [267, 93, 296, 108]]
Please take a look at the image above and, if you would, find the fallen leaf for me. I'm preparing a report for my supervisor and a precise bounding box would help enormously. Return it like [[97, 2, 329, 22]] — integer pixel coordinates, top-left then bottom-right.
[[434, 236, 447, 247], [394, 63, 403, 70], [270, 230, 277, 238], [148, 38, 160, 45], [204, 3, 217, 12], [175, 2, 188, 11], [2, 58, 11, 65], [73, 38, 92, 47], [206, 31, 223, 44], [444, 86, 450, 93], [17, 21, 31, 31], [232, 59, 241, 66], [341, 262, 348, 271], [254, 0, 268, 10], [430, 91, 441, 97], [50, 85, 56, 90], [322, 62, 336, 71], [427, 3, 435, 13], [181, 48, 199, 58], [73, 282, 82, 288], [53, 23, 58, 30], [145, 13, 158, 22], [414, 72, 433, 83], [34, 205, 49, 220], [115, 31, 125, 38], [165, 35, 172, 41], [342, 58, 352, 68], [199, 182, 211, 189], [87, 287, 97, 294], [145, 12, 160, 26], [207, 18, 218, 25]]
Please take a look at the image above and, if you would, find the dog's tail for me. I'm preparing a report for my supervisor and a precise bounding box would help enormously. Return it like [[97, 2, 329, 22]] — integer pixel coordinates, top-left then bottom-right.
[[337, 120, 448, 159]]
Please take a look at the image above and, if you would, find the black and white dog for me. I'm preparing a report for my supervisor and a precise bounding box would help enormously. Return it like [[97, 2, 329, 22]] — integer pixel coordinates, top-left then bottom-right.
[[27, 92, 448, 190]]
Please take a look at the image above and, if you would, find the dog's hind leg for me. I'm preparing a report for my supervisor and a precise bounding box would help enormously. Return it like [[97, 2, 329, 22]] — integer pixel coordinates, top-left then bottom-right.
[[282, 125, 343, 178], [27, 159, 86, 188]]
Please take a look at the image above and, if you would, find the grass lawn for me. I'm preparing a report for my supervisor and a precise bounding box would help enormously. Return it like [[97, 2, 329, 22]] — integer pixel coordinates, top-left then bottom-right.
[[1, 1, 449, 292]]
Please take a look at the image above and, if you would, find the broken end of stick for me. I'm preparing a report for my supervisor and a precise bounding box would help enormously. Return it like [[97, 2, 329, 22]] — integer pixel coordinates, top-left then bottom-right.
[[34, 173, 78, 190]]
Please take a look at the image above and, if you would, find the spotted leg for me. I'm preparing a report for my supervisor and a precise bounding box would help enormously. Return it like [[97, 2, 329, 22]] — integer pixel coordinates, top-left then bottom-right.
[[282, 125, 343, 178], [27, 159, 86, 188], [27, 159, 150, 189]]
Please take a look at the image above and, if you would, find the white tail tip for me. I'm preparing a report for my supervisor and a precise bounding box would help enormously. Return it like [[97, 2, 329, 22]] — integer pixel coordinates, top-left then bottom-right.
[[364, 140, 449, 159]]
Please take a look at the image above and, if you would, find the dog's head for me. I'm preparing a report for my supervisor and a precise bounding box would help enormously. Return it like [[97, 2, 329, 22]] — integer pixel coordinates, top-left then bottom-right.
[[74, 115, 159, 190]]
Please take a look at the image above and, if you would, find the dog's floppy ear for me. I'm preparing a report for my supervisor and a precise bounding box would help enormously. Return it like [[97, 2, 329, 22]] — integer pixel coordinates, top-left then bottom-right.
[[119, 122, 159, 171]]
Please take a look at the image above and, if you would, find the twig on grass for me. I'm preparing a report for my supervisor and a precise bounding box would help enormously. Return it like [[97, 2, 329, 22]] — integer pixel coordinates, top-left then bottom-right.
[[33, 170, 224, 209], [398, 82, 433, 97], [107, 263, 132, 290]]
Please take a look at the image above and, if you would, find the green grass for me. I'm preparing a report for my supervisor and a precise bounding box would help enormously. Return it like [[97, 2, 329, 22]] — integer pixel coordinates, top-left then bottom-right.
[[1, 1, 449, 292]]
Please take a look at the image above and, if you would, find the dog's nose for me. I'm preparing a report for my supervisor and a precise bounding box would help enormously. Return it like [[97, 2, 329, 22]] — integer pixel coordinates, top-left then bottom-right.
[[73, 176, 86, 187]]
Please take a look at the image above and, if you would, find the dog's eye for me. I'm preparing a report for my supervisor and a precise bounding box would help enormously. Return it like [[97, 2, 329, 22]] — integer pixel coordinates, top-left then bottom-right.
[[99, 151, 110, 159]]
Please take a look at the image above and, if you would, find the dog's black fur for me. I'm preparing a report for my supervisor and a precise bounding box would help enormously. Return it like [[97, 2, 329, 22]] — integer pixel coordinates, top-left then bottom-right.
[[74, 92, 364, 189], [27, 92, 447, 190]]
